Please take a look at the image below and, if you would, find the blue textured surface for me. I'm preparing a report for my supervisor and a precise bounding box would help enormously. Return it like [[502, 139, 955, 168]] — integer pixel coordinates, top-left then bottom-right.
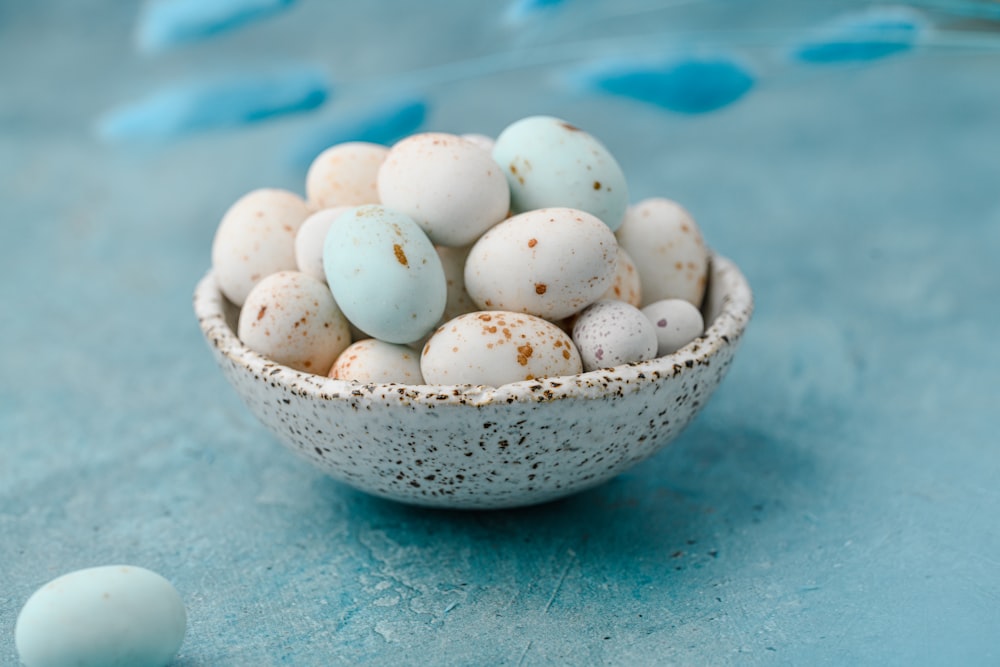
[[2, 2, 1000, 665]]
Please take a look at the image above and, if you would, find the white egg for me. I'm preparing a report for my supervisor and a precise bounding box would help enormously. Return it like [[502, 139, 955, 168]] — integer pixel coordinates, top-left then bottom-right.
[[615, 197, 709, 307], [437, 244, 478, 322], [306, 142, 388, 209], [377, 132, 510, 247], [600, 245, 642, 307], [330, 339, 424, 384], [460, 132, 495, 152], [464, 207, 618, 321], [237, 271, 350, 374], [15, 565, 186, 667], [294, 206, 350, 282], [421, 311, 582, 386], [641, 298, 705, 356], [211, 188, 311, 306], [572, 300, 658, 372]]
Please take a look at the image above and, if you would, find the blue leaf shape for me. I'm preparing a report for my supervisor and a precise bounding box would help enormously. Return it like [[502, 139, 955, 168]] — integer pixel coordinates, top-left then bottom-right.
[[136, 0, 297, 53], [793, 6, 927, 64]]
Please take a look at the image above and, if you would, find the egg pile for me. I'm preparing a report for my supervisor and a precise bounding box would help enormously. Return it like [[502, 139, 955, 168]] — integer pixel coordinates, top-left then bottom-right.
[[211, 115, 709, 387]]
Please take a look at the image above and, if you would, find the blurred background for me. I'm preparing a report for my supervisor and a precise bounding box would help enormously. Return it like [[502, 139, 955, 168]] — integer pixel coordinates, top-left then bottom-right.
[[2, 1, 999, 665]]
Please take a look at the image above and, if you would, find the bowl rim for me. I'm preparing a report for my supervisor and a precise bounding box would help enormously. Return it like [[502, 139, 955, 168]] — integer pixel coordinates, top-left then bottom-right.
[[193, 252, 753, 407]]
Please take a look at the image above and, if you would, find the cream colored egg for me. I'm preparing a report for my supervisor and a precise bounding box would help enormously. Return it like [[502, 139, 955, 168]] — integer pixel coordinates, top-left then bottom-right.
[[421, 311, 582, 386], [437, 244, 478, 322], [464, 208, 617, 321], [330, 339, 423, 384], [377, 132, 510, 247], [237, 271, 350, 374], [599, 245, 642, 307], [295, 206, 350, 282], [615, 198, 709, 307], [306, 142, 388, 209], [211, 188, 311, 306]]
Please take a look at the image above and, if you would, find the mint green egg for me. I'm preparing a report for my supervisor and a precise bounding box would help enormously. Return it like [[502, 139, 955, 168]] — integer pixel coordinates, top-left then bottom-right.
[[323, 205, 446, 344], [492, 116, 629, 231]]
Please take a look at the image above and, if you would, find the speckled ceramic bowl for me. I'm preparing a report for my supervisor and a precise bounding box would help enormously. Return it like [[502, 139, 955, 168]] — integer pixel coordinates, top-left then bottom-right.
[[193, 253, 752, 509]]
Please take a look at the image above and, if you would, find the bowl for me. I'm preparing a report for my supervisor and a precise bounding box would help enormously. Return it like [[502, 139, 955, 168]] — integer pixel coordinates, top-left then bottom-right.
[[193, 253, 753, 509]]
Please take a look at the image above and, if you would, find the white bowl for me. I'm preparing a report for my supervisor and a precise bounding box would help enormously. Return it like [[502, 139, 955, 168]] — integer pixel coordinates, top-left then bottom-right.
[[193, 253, 752, 509]]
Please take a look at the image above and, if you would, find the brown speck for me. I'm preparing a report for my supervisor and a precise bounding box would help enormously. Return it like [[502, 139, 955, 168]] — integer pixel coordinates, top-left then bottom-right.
[[509, 164, 518, 174], [304, 360, 312, 368], [681, 223, 691, 233], [393, 244, 409, 267], [535, 283, 547, 295], [517, 344, 533, 366], [528, 238, 537, 248], [562, 349, 571, 360], [502, 328, 511, 339], [257, 306, 267, 321], [487, 326, 497, 333], [593, 181, 601, 190], [478, 313, 492, 322], [561, 122, 580, 131], [675, 262, 683, 270]]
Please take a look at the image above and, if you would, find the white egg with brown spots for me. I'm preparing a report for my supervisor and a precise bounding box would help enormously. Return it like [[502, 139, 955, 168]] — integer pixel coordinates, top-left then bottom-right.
[[464, 207, 618, 321], [377, 133, 510, 247], [642, 298, 705, 356], [306, 142, 388, 209], [295, 206, 350, 282], [237, 271, 350, 374], [211, 188, 311, 306], [572, 300, 658, 371], [330, 339, 423, 384], [615, 197, 709, 307], [600, 245, 642, 307], [421, 311, 582, 386]]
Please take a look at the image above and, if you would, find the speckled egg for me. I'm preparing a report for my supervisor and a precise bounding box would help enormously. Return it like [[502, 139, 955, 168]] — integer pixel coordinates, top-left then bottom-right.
[[237, 271, 350, 374], [15, 565, 186, 667], [295, 206, 350, 282], [615, 197, 709, 307], [306, 142, 388, 209], [330, 339, 424, 384], [211, 188, 311, 306], [421, 311, 582, 386], [323, 205, 446, 344], [464, 207, 618, 321], [642, 298, 705, 356], [492, 115, 629, 231], [572, 300, 658, 372], [377, 133, 510, 247], [600, 245, 642, 307]]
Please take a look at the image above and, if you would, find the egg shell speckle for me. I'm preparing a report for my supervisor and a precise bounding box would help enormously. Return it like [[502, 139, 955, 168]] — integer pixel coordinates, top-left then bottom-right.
[[295, 206, 350, 282], [492, 115, 629, 231], [421, 311, 582, 386], [237, 270, 350, 374], [377, 132, 510, 247], [306, 142, 388, 209], [323, 205, 447, 344], [464, 207, 618, 321], [330, 339, 424, 384], [616, 197, 709, 307], [211, 188, 311, 306], [572, 300, 658, 372], [15, 565, 186, 667], [642, 298, 705, 356]]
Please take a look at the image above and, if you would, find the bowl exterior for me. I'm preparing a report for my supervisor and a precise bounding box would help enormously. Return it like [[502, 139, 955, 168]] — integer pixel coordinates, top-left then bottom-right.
[[194, 255, 752, 509]]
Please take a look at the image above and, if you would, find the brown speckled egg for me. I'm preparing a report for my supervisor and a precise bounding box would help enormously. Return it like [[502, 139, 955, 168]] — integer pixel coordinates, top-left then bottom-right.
[[572, 300, 657, 372], [306, 142, 388, 209], [330, 339, 423, 384], [237, 271, 350, 374], [421, 311, 582, 386], [211, 188, 311, 306], [615, 198, 709, 307], [464, 207, 618, 320], [600, 245, 642, 307]]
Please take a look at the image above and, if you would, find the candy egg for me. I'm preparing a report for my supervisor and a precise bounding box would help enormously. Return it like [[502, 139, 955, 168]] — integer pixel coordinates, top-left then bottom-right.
[[377, 132, 510, 247], [600, 245, 642, 307], [421, 311, 582, 386], [15, 565, 186, 667], [572, 300, 658, 371], [306, 141, 388, 209], [295, 206, 350, 282], [323, 205, 446, 344], [330, 339, 424, 384], [237, 270, 350, 374], [211, 188, 311, 306], [492, 115, 629, 230], [641, 298, 705, 356], [615, 198, 709, 307], [464, 207, 618, 321]]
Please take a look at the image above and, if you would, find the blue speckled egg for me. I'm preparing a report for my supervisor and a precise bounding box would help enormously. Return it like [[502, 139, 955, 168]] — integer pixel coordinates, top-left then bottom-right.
[[323, 205, 446, 344], [492, 115, 629, 231]]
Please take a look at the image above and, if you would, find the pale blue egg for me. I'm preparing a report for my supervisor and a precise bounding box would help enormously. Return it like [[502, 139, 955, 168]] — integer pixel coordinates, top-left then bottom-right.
[[323, 205, 446, 344], [492, 116, 629, 231]]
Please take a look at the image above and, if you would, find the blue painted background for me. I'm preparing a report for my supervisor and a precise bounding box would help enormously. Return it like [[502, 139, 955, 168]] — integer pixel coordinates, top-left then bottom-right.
[[2, 1, 999, 664]]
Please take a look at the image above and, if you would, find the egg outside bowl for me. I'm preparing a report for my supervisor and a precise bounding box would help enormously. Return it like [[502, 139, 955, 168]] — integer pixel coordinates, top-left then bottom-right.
[[193, 253, 752, 510]]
